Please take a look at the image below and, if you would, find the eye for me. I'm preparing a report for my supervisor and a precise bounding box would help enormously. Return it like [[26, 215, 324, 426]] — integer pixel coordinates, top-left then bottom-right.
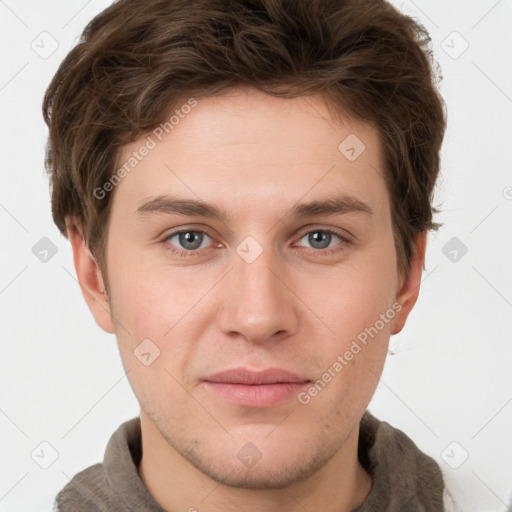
[[164, 230, 214, 253], [295, 228, 350, 253], [161, 226, 351, 259]]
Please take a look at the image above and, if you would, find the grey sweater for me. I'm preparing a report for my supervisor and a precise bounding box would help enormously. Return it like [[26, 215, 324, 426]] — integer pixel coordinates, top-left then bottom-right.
[[54, 411, 455, 511]]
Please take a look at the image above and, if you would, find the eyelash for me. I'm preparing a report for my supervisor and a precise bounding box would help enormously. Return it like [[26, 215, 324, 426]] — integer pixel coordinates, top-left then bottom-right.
[[162, 227, 352, 259]]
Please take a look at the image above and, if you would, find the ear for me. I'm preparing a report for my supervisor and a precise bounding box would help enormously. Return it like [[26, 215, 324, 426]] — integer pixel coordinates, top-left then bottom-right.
[[390, 231, 427, 335], [66, 219, 116, 334]]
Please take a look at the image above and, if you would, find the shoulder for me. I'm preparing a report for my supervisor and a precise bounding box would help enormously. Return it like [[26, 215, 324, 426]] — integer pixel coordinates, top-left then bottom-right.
[[357, 410, 445, 511], [362, 410, 443, 480], [53, 462, 113, 511], [53, 416, 143, 511]]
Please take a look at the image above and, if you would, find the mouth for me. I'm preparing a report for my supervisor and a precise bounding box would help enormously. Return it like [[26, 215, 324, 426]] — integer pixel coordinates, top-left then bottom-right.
[[202, 367, 311, 408]]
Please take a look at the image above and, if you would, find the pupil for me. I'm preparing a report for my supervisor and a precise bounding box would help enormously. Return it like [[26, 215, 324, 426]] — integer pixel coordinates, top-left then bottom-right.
[[180, 231, 202, 250], [310, 231, 331, 249]]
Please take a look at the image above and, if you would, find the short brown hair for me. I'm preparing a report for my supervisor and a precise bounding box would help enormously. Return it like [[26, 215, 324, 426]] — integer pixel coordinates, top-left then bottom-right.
[[43, 0, 445, 286]]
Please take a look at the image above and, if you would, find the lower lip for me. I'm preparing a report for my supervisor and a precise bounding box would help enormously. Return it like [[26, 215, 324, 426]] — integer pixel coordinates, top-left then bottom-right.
[[203, 382, 310, 408]]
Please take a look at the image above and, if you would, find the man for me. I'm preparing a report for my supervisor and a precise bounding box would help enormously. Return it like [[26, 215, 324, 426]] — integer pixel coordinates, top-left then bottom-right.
[[44, 0, 455, 510]]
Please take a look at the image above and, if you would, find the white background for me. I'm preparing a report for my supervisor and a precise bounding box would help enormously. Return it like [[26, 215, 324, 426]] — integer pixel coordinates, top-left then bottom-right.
[[0, 0, 511, 510]]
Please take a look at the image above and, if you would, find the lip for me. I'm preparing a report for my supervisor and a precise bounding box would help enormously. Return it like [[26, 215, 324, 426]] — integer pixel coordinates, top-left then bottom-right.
[[202, 367, 311, 408]]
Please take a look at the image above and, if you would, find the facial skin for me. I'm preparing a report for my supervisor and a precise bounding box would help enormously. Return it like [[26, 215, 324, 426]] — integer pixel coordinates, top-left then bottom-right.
[[68, 86, 426, 512]]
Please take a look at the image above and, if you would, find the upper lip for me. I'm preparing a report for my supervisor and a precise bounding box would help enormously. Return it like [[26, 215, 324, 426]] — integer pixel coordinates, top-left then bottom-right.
[[204, 367, 310, 385]]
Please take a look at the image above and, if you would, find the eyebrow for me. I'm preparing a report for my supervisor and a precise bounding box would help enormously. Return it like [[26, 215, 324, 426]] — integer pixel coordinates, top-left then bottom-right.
[[136, 193, 373, 221]]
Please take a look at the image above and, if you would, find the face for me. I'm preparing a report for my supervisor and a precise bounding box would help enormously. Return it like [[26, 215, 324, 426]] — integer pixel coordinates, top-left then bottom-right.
[[73, 86, 423, 489]]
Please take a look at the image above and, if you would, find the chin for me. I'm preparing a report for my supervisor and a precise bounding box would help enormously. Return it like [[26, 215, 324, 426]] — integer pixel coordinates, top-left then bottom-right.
[[196, 460, 323, 490], [181, 438, 333, 490]]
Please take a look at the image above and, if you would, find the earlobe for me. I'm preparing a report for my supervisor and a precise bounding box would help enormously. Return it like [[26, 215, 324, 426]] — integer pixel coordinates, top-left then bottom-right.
[[390, 231, 427, 335], [66, 219, 116, 334]]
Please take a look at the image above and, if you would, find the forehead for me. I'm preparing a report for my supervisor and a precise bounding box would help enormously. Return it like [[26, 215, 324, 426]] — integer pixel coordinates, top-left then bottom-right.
[[113, 87, 386, 214]]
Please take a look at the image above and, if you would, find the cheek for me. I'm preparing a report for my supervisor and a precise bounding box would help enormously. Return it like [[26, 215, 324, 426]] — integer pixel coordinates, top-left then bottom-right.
[[293, 252, 396, 399], [298, 282, 392, 423], [107, 267, 203, 418], [107, 240, 207, 331], [297, 256, 397, 341], [106, 254, 218, 385], [106, 224, 397, 391]]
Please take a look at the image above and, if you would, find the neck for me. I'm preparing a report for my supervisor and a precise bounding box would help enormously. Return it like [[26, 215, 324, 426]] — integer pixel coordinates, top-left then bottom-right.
[[138, 413, 372, 512]]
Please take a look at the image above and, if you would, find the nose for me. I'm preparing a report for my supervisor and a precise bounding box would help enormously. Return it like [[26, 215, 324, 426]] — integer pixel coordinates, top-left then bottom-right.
[[218, 242, 300, 344]]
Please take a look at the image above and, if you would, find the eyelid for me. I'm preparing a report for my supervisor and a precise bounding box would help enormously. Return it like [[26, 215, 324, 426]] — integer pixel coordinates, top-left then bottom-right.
[[293, 228, 352, 255], [162, 226, 220, 249], [162, 224, 353, 257], [162, 224, 217, 241], [294, 224, 353, 243]]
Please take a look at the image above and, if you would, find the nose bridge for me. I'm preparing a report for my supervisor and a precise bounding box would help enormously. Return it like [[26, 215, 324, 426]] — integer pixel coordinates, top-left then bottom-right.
[[218, 237, 299, 343]]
